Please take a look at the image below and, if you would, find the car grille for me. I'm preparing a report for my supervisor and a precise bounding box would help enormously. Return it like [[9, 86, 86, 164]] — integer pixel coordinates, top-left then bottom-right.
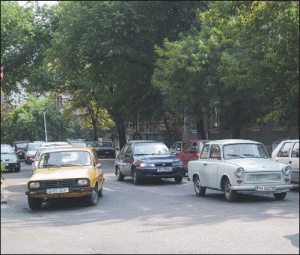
[[40, 179, 75, 189], [244, 173, 282, 183], [155, 163, 173, 167]]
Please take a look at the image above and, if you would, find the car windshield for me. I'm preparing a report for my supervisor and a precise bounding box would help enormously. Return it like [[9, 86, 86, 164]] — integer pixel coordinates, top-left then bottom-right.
[[134, 143, 169, 155], [1, 145, 14, 154], [38, 150, 91, 168], [96, 142, 113, 147], [28, 144, 41, 150], [15, 143, 28, 149], [223, 143, 269, 159], [69, 142, 86, 147]]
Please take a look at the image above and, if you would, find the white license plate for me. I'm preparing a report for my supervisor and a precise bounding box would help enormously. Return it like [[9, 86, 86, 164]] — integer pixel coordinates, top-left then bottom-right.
[[256, 186, 277, 191], [46, 188, 69, 194], [157, 167, 172, 172]]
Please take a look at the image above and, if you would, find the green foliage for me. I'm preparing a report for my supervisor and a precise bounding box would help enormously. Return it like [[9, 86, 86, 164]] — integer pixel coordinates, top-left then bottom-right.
[[1, 164, 8, 184], [1, 96, 72, 144]]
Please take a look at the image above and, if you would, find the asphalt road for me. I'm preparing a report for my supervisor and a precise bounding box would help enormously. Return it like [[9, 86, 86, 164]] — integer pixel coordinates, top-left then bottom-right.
[[1, 158, 299, 254]]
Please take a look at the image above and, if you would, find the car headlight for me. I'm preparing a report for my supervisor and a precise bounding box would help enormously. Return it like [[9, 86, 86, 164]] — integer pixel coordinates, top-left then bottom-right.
[[235, 167, 244, 178], [139, 162, 155, 168], [77, 179, 89, 186], [283, 166, 292, 176], [29, 182, 40, 189], [172, 161, 183, 167]]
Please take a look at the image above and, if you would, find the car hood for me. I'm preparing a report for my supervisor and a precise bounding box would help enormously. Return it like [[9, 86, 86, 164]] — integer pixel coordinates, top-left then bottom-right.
[[135, 154, 180, 163], [30, 167, 92, 181], [227, 158, 285, 171], [1, 153, 19, 162]]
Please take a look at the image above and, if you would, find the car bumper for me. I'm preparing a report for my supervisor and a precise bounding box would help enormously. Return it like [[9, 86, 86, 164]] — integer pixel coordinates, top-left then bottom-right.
[[231, 184, 293, 193], [3, 163, 20, 171], [136, 167, 185, 179], [26, 186, 95, 198]]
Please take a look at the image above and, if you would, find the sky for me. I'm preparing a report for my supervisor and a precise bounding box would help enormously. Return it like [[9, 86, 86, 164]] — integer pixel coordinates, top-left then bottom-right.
[[18, 1, 58, 7]]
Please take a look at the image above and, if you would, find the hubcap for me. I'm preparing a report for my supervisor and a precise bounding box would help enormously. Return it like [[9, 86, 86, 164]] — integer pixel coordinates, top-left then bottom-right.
[[194, 178, 200, 192]]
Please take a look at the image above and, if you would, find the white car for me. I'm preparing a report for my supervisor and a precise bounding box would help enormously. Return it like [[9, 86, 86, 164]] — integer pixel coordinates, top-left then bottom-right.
[[32, 142, 72, 173], [272, 139, 299, 185], [188, 139, 293, 202]]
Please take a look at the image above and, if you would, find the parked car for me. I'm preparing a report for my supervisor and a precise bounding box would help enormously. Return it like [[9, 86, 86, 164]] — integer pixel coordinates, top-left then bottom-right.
[[13, 140, 31, 159], [176, 140, 209, 174], [169, 141, 186, 155], [272, 139, 299, 185], [32, 142, 72, 173], [25, 142, 45, 164], [25, 146, 104, 210], [93, 141, 116, 158], [188, 139, 293, 202], [114, 140, 185, 184], [1, 144, 21, 172], [86, 141, 94, 148]]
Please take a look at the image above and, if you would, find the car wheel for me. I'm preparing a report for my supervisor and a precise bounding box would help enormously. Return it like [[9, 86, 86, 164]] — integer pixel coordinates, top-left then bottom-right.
[[86, 185, 98, 206], [194, 175, 206, 197], [174, 176, 183, 184], [98, 186, 103, 197], [28, 196, 43, 210], [116, 167, 124, 181], [273, 192, 287, 200], [132, 169, 140, 185], [224, 179, 237, 202]]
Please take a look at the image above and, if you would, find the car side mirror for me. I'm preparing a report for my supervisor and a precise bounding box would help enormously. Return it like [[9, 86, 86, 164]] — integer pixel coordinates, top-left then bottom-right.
[[95, 163, 102, 168]]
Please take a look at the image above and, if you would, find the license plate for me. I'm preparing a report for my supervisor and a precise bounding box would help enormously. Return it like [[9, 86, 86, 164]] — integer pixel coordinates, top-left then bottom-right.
[[255, 186, 277, 191], [157, 167, 172, 172], [46, 188, 69, 194], [105, 152, 109, 154]]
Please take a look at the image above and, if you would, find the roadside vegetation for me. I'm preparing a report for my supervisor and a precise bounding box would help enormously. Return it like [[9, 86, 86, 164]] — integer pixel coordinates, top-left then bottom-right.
[[1, 1, 299, 148]]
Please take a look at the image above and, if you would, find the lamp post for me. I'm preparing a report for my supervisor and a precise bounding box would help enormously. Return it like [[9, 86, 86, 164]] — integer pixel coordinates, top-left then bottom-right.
[[43, 110, 48, 142]]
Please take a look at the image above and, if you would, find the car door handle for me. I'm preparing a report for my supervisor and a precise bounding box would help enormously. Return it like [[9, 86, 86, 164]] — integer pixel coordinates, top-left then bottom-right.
[[204, 163, 207, 166]]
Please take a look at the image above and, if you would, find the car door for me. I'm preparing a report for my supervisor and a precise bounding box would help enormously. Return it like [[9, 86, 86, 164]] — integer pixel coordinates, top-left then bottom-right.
[[290, 142, 299, 182], [206, 145, 221, 188], [123, 144, 134, 176], [180, 142, 192, 170], [274, 141, 293, 165], [116, 145, 127, 173]]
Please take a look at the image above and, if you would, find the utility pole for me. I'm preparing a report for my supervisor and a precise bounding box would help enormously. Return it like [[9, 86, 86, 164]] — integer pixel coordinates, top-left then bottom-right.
[[43, 110, 48, 142]]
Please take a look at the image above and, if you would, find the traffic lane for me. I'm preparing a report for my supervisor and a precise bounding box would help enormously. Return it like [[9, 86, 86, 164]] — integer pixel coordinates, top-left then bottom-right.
[[2, 159, 299, 254]]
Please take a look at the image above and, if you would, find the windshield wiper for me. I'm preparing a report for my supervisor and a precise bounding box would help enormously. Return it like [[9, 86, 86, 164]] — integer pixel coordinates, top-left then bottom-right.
[[242, 154, 259, 158], [60, 163, 83, 167], [43, 164, 60, 168], [226, 154, 243, 159]]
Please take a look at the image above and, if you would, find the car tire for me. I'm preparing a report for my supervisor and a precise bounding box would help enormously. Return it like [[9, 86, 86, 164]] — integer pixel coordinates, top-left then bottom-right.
[[224, 179, 237, 202], [273, 192, 287, 200], [98, 186, 103, 197], [132, 169, 140, 185], [174, 176, 183, 184], [28, 196, 43, 210], [86, 185, 98, 206], [116, 167, 124, 181], [194, 175, 206, 197]]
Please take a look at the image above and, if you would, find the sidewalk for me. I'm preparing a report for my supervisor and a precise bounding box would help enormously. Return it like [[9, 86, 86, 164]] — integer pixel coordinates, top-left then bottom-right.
[[1, 185, 8, 204]]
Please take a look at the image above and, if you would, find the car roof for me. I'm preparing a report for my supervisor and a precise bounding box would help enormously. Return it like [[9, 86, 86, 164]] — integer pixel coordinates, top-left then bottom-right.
[[207, 139, 261, 145], [40, 142, 71, 147], [128, 140, 164, 144], [40, 146, 94, 153]]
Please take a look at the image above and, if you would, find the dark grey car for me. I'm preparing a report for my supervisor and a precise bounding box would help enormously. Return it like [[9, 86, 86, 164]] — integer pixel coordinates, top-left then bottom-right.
[[114, 140, 185, 184], [1, 144, 21, 172]]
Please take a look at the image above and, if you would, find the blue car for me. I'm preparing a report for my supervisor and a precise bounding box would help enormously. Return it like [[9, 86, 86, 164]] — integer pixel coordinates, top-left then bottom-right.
[[114, 140, 185, 184]]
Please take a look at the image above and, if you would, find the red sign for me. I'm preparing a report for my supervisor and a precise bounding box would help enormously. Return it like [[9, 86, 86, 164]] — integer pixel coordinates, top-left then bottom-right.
[[1, 68, 3, 81]]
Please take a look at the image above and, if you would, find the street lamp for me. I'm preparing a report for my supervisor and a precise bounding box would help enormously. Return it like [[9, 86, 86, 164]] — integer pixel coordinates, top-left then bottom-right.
[[43, 110, 48, 142]]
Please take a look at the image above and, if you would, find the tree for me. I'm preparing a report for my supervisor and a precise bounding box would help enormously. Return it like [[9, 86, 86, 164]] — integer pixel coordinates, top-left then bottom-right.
[[1, 96, 72, 144]]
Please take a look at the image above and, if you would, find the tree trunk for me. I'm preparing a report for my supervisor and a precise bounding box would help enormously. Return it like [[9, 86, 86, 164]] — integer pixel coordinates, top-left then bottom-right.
[[182, 114, 190, 142], [115, 117, 126, 150], [196, 118, 206, 140]]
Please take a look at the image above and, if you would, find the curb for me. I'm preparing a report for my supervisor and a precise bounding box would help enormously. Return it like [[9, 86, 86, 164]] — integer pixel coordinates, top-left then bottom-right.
[[1, 186, 8, 204]]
